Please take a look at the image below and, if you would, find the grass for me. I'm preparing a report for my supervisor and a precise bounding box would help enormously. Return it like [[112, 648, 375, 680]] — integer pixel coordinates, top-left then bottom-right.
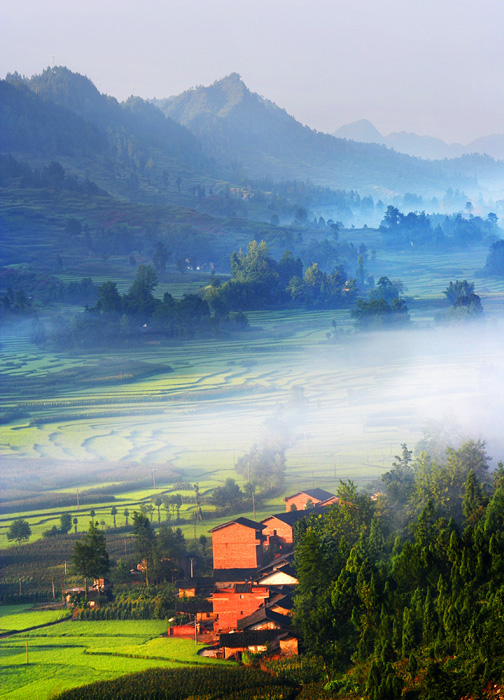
[[0, 605, 70, 632], [0, 616, 228, 700]]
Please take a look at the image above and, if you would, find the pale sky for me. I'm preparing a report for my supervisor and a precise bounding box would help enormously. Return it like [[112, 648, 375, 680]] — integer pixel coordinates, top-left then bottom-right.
[[1, 0, 503, 144]]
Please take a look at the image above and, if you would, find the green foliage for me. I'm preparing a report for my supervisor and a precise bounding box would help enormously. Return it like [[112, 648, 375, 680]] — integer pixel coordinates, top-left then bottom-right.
[[71, 521, 109, 597], [294, 440, 504, 697], [7, 518, 31, 545]]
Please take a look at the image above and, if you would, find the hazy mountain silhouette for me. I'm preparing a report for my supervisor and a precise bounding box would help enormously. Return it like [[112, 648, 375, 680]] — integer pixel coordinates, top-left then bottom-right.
[[3, 67, 212, 176], [154, 74, 503, 194], [334, 120, 504, 162]]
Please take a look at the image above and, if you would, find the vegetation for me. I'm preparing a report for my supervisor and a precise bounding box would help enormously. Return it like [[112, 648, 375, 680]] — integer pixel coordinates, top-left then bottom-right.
[[293, 442, 504, 697]]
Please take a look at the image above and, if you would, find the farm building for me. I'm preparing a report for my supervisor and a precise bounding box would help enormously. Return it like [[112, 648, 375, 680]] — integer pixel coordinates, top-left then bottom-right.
[[261, 510, 311, 548], [212, 583, 270, 632], [211, 517, 266, 581], [284, 488, 335, 512]]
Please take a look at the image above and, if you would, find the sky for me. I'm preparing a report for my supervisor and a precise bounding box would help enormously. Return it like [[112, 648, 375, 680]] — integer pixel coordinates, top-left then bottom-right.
[[1, 0, 503, 144]]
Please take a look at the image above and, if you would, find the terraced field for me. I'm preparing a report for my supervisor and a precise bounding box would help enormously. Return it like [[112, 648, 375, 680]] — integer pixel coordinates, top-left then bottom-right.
[[0, 613, 227, 700], [1, 245, 504, 547]]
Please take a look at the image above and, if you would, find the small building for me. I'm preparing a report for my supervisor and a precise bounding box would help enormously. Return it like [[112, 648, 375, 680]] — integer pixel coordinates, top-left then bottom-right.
[[211, 517, 266, 581], [284, 488, 335, 512], [237, 606, 293, 633], [219, 628, 281, 659], [261, 510, 309, 548], [256, 564, 298, 587], [212, 583, 270, 632]]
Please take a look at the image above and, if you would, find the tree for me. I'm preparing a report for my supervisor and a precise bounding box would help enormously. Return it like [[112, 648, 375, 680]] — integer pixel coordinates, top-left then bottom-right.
[[73, 517, 78, 533], [132, 512, 156, 585], [71, 521, 109, 599], [96, 281, 122, 314], [153, 242, 170, 272], [125, 264, 158, 315], [60, 513, 72, 534], [124, 508, 130, 526], [443, 280, 474, 305], [111, 506, 117, 528], [7, 519, 31, 545], [155, 496, 162, 523]]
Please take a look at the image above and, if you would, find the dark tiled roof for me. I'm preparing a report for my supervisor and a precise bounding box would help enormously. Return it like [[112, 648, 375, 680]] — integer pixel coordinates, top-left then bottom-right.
[[284, 488, 335, 502], [211, 517, 266, 533], [213, 568, 259, 582], [219, 629, 281, 647], [237, 607, 292, 630], [176, 600, 213, 613]]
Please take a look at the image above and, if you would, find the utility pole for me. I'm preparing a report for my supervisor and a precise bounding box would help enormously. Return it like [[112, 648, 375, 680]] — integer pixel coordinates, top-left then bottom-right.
[[52, 578, 55, 600], [64, 560, 67, 576], [190, 557, 195, 579], [151, 469, 158, 489]]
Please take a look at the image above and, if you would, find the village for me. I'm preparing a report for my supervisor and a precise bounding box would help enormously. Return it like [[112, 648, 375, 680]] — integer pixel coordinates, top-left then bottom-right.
[[169, 488, 339, 660], [62, 487, 339, 660]]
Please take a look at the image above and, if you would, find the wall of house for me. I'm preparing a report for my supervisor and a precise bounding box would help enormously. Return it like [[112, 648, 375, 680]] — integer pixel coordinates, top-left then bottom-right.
[[261, 518, 294, 545], [213, 586, 269, 632], [284, 494, 322, 512], [212, 523, 264, 571]]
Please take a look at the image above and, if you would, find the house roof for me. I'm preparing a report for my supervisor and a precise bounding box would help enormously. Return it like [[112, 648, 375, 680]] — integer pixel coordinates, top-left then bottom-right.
[[256, 553, 295, 577], [262, 510, 309, 527], [237, 607, 292, 631], [257, 564, 298, 584], [213, 568, 259, 582], [219, 629, 281, 648], [284, 488, 335, 502], [210, 517, 266, 533]]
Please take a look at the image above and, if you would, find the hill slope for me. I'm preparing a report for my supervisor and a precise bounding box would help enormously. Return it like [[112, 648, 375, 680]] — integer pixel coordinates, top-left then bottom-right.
[[153, 74, 503, 196]]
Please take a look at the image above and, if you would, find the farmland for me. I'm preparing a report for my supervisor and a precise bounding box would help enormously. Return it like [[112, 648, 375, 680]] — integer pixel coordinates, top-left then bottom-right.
[[0, 613, 227, 700], [1, 243, 504, 553]]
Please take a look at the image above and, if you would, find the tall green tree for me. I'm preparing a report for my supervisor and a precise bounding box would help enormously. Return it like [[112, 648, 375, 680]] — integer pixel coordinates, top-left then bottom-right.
[[71, 521, 109, 599]]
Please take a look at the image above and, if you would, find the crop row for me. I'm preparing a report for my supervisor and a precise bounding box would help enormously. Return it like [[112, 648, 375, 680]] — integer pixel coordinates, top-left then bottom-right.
[[54, 666, 293, 700]]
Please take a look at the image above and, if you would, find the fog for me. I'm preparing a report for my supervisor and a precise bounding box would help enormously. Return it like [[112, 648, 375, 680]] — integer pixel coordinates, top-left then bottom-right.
[[1, 314, 503, 497]]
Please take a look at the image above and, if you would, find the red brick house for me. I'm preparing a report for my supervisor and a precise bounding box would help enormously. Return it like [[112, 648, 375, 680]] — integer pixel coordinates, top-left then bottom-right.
[[212, 583, 270, 632], [284, 488, 335, 512], [261, 510, 311, 548], [211, 517, 266, 581]]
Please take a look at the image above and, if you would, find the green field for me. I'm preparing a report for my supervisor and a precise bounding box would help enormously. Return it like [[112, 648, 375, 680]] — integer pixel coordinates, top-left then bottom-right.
[[1, 243, 504, 551], [0, 613, 228, 700]]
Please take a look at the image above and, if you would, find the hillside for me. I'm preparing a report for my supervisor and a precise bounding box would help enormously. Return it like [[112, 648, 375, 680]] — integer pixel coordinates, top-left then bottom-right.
[[1, 68, 218, 206], [153, 74, 504, 197]]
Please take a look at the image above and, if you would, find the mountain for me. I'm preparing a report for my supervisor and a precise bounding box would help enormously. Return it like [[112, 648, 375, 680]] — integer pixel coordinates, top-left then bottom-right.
[[334, 119, 504, 162], [333, 119, 385, 145], [1, 68, 217, 203], [154, 74, 503, 196]]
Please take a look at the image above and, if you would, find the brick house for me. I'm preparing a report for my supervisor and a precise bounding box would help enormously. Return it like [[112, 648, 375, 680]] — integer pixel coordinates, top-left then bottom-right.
[[284, 488, 335, 512], [211, 517, 266, 581], [212, 583, 270, 632], [261, 510, 310, 548]]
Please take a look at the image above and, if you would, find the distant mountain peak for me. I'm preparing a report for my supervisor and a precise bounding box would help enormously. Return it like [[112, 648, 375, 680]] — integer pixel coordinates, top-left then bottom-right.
[[333, 119, 384, 143]]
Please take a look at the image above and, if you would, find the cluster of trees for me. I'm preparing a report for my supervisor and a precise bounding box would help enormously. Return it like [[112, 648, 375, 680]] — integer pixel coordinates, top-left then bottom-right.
[[380, 205, 499, 248], [34, 264, 247, 350], [351, 276, 409, 329], [70, 514, 188, 598], [0, 154, 107, 196], [204, 241, 358, 312], [294, 440, 504, 697], [442, 280, 483, 322], [481, 239, 504, 276], [0, 269, 97, 313], [43, 513, 73, 538]]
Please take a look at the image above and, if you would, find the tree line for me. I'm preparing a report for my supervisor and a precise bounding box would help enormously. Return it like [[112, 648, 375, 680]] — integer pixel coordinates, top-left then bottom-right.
[[293, 440, 504, 698]]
